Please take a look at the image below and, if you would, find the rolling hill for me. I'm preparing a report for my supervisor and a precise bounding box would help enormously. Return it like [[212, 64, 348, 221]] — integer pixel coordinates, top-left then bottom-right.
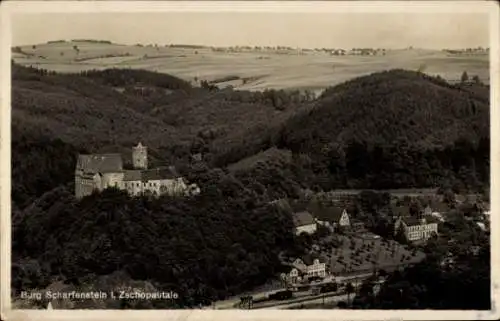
[[11, 63, 491, 309], [12, 63, 308, 155], [276, 69, 489, 152], [225, 70, 489, 193], [12, 40, 490, 92], [12, 64, 490, 206], [11, 63, 311, 206]]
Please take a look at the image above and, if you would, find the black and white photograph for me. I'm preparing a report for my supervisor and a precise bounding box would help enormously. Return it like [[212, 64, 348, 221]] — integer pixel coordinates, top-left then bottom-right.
[[1, 1, 499, 320]]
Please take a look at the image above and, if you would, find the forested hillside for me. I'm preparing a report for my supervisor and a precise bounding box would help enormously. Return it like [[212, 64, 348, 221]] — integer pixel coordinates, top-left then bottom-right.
[[263, 69, 490, 192], [280, 69, 488, 150], [13, 180, 296, 308], [11, 63, 309, 207], [12, 65, 490, 213], [11, 64, 490, 308]]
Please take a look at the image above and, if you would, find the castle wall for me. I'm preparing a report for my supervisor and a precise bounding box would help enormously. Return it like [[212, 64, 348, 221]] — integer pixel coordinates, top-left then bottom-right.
[[159, 178, 188, 196], [123, 178, 189, 197], [75, 175, 98, 199], [124, 180, 145, 196], [75, 145, 197, 199], [101, 172, 125, 190]]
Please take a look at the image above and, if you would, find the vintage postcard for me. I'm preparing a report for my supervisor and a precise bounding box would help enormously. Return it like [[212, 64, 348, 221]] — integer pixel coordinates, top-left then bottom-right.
[[1, 1, 499, 320]]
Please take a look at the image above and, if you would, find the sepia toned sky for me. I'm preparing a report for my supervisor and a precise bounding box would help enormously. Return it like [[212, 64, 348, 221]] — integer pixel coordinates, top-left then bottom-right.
[[12, 12, 490, 49]]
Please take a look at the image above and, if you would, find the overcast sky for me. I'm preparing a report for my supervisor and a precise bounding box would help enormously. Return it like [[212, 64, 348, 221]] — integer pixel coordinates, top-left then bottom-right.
[[12, 12, 490, 49]]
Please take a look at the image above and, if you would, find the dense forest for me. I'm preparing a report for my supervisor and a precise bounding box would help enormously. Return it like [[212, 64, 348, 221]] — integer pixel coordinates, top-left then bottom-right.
[[11, 63, 490, 308], [13, 175, 297, 308]]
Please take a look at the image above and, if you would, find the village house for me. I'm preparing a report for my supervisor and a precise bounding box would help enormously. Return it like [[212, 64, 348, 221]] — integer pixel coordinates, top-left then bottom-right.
[[312, 206, 351, 231], [423, 201, 451, 222], [283, 256, 328, 284], [292, 211, 317, 235], [75, 142, 200, 199], [394, 215, 438, 242], [350, 220, 366, 232]]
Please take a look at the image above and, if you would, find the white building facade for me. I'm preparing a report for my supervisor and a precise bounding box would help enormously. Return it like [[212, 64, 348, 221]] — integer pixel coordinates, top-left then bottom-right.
[[395, 217, 438, 242], [285, 258, 327, 284]]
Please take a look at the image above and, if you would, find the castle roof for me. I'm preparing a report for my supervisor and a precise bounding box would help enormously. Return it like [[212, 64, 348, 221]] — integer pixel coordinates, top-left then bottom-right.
[[76, 154, 123, 173], [123, 170, 142, 181], [123, 166, 180, 182], [134, 142, 147, 150]]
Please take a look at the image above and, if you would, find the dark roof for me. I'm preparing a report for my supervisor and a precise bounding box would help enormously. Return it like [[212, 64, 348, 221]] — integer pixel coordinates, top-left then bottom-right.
[[301, 254, 323, 266], [123, 170, 142, 181], [191, 153, 203, 161], [133, 142, 146, 150], [143, 166, 179, 180], [292, 211, 315, 227], [391, 205, 410, 217], [424, 215, 441, 224], [402, 216, 423, 226], [80, 173, 98, 180], [77, 154, 123, 173], [123, 166, 180, 182], [311, 206, 345, 223], [402, 215, 437, 226]]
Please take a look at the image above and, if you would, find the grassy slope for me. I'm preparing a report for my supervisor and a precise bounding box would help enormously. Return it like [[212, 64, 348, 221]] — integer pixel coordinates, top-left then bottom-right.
[[13, 41, 490, 91]]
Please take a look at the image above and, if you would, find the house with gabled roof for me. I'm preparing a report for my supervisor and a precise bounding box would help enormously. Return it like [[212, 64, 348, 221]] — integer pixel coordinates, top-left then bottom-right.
[[284, 255, 328, 284], [292, 211, 317, 235], [310, 206, 351, 230], [423, 201, 451, 222], [424, 201, 451, 214]]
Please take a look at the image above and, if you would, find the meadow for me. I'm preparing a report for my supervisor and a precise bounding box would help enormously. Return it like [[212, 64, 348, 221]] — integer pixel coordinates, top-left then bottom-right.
[[13, 41, 489, 93]]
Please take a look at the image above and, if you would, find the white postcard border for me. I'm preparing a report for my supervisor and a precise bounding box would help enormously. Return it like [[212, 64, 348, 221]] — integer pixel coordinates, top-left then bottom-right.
[[1, 1, 499, 321]]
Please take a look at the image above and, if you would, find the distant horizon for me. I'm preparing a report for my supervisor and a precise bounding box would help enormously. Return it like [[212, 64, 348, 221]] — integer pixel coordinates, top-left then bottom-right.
[[11, 11, 490, 50], [13, 38, 490, 52]]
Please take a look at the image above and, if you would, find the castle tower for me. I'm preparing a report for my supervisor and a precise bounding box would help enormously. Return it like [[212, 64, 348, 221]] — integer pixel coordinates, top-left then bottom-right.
[[132, 142, 148, 169]]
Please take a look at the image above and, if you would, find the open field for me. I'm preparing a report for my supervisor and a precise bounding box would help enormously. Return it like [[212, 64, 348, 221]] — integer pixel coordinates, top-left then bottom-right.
[[314, 234, 426, 275], [13, 41, 489, 93]]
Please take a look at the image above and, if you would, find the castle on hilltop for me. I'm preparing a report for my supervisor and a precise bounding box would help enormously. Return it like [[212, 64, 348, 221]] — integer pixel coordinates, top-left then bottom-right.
[[75, 142, 200, 199]]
